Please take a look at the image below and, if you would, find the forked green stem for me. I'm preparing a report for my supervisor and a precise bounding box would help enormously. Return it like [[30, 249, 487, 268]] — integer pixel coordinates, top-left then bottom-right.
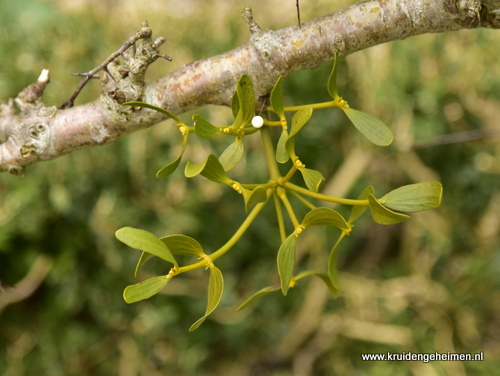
[[278, 188, 300, 228], [176, 194, 269, 274]]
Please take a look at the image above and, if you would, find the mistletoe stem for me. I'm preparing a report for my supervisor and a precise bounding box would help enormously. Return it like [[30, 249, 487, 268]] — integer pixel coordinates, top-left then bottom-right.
[[260, 127, 281, 180], [285, 182, 369, 206], [273, 193, 287, 242], [176, 194, 269, 274]]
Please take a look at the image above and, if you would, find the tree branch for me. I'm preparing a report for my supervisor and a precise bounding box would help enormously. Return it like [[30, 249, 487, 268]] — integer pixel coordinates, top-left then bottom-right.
[[0, 255, 53, 313], [1, 0, 499, 175], [59, 21, 172, 110]]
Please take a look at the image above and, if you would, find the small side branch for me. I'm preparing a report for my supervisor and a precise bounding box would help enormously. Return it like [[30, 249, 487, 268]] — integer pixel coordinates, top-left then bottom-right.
[[59, 21, 172, 109], [241, 7, 262, 35], [296, 0, 302, 28]]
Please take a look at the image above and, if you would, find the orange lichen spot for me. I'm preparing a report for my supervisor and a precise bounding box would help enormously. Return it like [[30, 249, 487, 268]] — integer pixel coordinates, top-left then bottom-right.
[[171, 83, 182, 94]]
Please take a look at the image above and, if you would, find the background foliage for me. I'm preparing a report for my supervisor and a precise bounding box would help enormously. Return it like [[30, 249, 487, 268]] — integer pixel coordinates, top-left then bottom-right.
[[1, 0, 499, 375]]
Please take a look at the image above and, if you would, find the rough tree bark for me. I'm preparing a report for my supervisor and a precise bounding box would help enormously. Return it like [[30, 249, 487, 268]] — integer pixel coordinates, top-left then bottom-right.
[[1, 0, 499, 176]]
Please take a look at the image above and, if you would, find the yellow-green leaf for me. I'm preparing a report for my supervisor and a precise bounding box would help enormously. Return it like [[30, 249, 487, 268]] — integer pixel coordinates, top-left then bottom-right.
[[133, 251, 153, 278], [276, 128, 290, 164], [184, 154, 233, 185], [285, 107, 313, 159], [299, 167, 325, 193], [342, 107, 393, 146], [327, 240, 341, 296], [302, 207, 349, 230], [123, 275, 171, 303], [193, 114, 221, 139], [242, 186, 268, 213], [156, 134, 188, 178], [189, 264, 224, 331], [219, 138, 244, 171], [367, 194, 411, 225], [380, 182, 443, 212], [327, 52, 339, 100], [160, 234, 205, 258], [270, 76, 285, 122], [285, 136, 296, 160], [277, 233, 298, 296], [237, 284, 281, 311], [348, 185, 374, 224], [116, 227, 178, 267], [231, 90, 239, 118], [289, 107, 313, 138], [234, 74, 256, 128]]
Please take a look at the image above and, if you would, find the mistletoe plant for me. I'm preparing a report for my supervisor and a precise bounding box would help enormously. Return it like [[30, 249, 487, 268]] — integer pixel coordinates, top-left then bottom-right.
[[115, 55, 442, 331]]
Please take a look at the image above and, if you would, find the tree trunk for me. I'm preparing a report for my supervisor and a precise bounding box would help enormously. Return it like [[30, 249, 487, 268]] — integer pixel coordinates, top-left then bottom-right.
[[1, 0, 499, 176]]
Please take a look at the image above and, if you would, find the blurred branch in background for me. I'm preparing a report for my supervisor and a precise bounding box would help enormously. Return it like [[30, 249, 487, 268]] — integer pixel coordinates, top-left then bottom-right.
[[413, 127, 500, 149], [0, 254, 53, 313]]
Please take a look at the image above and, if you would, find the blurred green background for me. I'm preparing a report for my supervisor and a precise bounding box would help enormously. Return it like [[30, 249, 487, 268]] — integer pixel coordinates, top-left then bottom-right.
[[1, 0, 499, 375]]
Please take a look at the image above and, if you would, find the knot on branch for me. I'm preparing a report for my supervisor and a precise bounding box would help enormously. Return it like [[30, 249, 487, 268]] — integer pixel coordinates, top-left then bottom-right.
[[101, 35, 166, 105], [480, 4, 500, 28], [1, 105, 57, 177], [241, 8, 277, 64], [61, 21, 172, 110], [0, 69, 57, 176], [444, 0, 482, 27]]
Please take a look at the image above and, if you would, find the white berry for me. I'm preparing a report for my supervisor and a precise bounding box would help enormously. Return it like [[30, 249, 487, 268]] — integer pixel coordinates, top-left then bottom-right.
[[251, 116, 264, 128]]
